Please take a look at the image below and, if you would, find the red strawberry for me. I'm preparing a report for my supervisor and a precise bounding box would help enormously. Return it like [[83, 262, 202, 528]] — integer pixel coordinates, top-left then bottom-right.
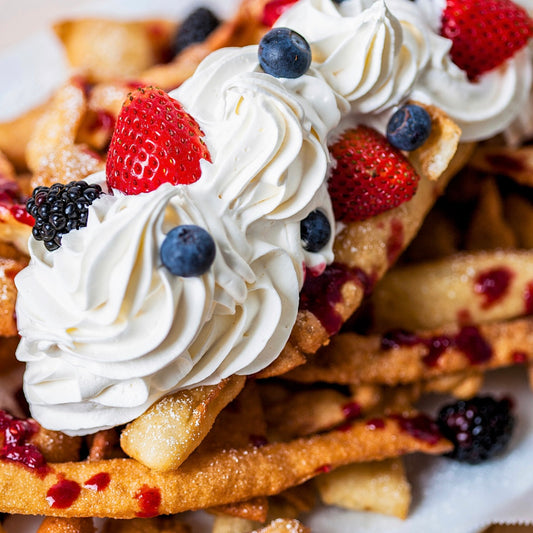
[[328, 126, 419, 222], [261, 0, 299, 27], [106, 86, 211, 195], [441, 0, 533, 81]]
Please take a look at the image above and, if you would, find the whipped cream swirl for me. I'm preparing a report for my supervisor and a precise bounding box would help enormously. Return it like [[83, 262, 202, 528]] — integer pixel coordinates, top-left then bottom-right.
[[16, 47, 340, 435], [280, 0, 533, 141]]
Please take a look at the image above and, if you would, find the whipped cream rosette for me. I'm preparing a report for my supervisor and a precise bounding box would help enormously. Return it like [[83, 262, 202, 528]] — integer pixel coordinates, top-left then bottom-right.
[[16, 47, 339, 435]]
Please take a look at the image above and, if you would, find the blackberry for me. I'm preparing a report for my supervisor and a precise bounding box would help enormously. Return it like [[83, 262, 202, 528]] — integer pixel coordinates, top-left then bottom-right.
[[173, 7, 220, 56], [26, 181, 103, 251], [437, 395, 514, 464]]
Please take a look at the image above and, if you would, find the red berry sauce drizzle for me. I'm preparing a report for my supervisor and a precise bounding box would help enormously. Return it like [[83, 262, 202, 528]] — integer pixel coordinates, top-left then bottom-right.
[[46, 476, 81, 509], [381, 325, 492, 367], [386, 218, 404, 266], [474, 267, 514, 309], [524, 281, 533, 315], [391, 414, 442, 445], [0, 410, 50, 477], [0, 175, 33, 226], [84, 472, 111, 492], [135, 485, 162, 518], [300, 262, 375, 336], [365, 418, 385, 430]]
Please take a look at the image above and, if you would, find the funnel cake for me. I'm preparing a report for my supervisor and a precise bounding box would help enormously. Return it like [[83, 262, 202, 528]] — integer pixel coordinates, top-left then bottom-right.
[[0, 0, 533, 529]]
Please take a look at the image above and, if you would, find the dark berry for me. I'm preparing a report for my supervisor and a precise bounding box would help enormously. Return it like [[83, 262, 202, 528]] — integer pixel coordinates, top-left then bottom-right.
[[27, 181, 102, 251], [172, 7, 220, 56], [301, 210, 331, 253], [160, 225, 216, 277], [437, 396, 514, 465], [386, 104, 432, 151], [258, 27, 312, 79]]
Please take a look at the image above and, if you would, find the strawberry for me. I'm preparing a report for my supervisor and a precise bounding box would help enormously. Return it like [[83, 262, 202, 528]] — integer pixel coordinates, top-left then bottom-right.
[[261, 0, 299, 27], [441, 0, 533, 81], [106, 87, 211, 195], [328, 126, 419, 222]]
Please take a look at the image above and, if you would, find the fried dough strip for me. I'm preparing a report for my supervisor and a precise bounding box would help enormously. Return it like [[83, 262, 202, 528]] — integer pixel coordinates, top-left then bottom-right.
[[0, 414, 450, 517], [259, 107, 467, 378], [37, 517, 95, 533], [120, 376, 246, 471], [251, 519, 310, 533], [469, 144, 533, 187], [286, 317, 533, 386], [371, 250, 533, 332]]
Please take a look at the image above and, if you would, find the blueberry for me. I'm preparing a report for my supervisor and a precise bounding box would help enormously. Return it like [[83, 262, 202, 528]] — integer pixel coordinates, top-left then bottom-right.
[[301, 210, 331, 253], [160, 225, 216, 277], [173, 7, 220, 56], [258, 27, 312, 79], [386, 104, 432, 151]]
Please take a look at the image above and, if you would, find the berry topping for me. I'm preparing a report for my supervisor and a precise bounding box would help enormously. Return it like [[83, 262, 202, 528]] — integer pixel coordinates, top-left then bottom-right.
[[160, 225, 216, 277], [261, 0, 299, 27], [328, 126, 420, 222], [172, 7, 220, 56], [27, 181, 103, 251], [437, 396, 514, 464], [300, 209, 331, 253], [441, 0, 533, 80], [106, 87, 211, 195], [386, 104, 432, 151], [258, 27, 312, 79]]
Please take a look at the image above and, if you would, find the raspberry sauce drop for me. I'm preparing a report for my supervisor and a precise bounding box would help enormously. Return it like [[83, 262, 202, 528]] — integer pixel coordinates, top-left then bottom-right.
[[386, 218, 404, 265], [366, 418, 385, 430], [392, 414, 442, 445], [299, 263, 374, 335], [46, 478, 81, 509], [474, 267, 514, 309], [524, 281, 533, 314], [84, 472, 110, 492], [381, 325, 492, 367], [0, 410, 49, 477], [135, 485, 161, 518]]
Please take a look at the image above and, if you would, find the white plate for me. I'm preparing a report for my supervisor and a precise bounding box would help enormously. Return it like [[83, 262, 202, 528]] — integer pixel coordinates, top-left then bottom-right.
[[2, 1, 533, 531]]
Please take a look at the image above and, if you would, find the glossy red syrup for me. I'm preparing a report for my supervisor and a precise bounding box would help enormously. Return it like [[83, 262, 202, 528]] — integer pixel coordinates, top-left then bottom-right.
[[87, 110, 115, 134], [365, 418, 385, 430], [0, 410, 49, 476], [84, 472, 110, 492], [392, 414, 442, 445], [261, 0, 298, 26], [299, 263, 374, 335], [341, 401, 361, 421], [474, 267, 514, 309], [0, 176, 33, 227], [315, 464, 332, 474], [512, 351, 528, 364], [386, 218, 404, 265], [524, 281, 533, 314], [135, 485, 161, 518], [46, 477, 81, 509], [381, 326, 492, 367]]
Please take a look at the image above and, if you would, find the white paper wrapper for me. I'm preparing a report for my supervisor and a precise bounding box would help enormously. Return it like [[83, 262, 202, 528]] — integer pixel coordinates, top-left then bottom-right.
[[2, 1, 533, 531]]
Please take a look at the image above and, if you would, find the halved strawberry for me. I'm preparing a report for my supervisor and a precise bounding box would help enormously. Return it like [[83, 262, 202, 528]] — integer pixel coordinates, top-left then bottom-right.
[[261, 0, 299, 27], [328, 126, 419, 222], [441, 0, 533, 81], [106, 87, 211, 195]]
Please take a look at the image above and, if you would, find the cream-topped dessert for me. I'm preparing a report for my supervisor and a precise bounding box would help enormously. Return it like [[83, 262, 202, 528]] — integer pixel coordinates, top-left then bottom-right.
[[15, 0, 533, 436]]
